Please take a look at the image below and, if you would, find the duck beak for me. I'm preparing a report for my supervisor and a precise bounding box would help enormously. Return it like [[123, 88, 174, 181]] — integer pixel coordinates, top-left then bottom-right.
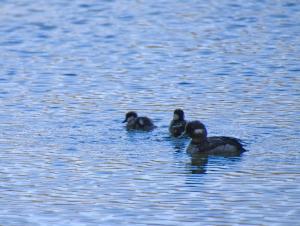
[[122, 118, 127, 123]]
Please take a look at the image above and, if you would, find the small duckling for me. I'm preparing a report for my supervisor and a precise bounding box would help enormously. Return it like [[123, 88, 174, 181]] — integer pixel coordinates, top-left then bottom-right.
[[169, 109, 187, 137], [185, 120, 246, 155], [123, 111, 155, 131]]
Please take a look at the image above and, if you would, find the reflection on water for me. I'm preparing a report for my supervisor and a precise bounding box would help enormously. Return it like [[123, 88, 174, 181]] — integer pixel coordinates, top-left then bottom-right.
[[186, 152, 243, 175], [188, 153, 209, 174], [1, 0, 300, 225]]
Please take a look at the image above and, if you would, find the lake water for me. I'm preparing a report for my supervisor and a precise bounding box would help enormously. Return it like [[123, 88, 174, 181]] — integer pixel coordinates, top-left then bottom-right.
[[0, 0, 300, 225]]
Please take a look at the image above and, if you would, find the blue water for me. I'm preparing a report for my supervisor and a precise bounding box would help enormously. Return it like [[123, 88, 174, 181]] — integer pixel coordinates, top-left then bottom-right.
[[1, 0, 300, 225]]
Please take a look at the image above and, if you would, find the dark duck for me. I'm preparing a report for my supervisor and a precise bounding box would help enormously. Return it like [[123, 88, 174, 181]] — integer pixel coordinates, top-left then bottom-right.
[[185, 120, 246, 155], [123, 111, 155, 131], [169, 109, 187, 137]]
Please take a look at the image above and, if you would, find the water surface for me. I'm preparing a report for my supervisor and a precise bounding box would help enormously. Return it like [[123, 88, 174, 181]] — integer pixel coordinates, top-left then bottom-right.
[[0, 0, 300, 225]]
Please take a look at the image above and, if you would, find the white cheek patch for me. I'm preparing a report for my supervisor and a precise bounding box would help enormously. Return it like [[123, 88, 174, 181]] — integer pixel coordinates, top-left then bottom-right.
[[139, 118, 144, 125], [173, 114, 179, 120], [194, 129, 204, 135]]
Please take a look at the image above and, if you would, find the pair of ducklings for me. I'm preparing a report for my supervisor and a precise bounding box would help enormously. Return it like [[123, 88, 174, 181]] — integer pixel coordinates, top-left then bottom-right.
[[123, 109, 246, 155]]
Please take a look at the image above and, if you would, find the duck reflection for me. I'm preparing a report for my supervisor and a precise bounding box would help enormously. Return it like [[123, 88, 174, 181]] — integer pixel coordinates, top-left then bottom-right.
[[186, 152, 244, 174], [188, 153, 209, 174]]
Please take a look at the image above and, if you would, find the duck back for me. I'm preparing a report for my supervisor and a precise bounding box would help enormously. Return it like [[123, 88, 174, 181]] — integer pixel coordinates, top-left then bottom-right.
[[187, 136, 245, 155], [206, 136, 245, 154], [127, 117, 155, 131]]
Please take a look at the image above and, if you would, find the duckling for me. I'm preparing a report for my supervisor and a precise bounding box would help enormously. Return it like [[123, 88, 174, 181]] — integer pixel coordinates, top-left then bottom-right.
[[185, 120, 246, 155], [169, 109, 187, 137], [123, 111, 155, 131]]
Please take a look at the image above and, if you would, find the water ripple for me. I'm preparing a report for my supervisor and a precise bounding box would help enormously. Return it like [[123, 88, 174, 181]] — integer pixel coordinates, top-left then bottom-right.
[[0, 0, 300, 225]]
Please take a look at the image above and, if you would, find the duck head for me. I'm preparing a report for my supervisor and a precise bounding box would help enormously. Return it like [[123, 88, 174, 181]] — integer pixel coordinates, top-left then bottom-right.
[[185, 120, 207, 141], [173, 109, 185, 121], [123, 111, 138, 123]]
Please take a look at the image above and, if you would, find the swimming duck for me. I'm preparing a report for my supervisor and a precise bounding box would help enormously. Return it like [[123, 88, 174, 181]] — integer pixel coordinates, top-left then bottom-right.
[[185, 120, 246, 155], [169, 109, 187, 137], [123, 111, 155, 131]]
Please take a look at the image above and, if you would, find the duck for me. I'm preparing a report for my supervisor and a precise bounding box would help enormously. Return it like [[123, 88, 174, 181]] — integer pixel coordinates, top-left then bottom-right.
[[122, 111, 155, 131], [169, 109, 187, 137], [185, 120, 246, 155]]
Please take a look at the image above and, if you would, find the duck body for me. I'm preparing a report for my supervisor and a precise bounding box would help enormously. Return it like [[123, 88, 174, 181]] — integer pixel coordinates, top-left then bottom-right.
[[126, 116, 155, 131], [169, 120, 187, 137], [187, 136, 245, 155], [123, 111, 155, 131], [169, 109, 187, 137], [185, 120, 246, 155]]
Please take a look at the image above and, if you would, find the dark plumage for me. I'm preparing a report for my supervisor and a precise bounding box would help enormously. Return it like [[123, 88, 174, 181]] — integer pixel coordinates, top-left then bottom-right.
[[123, 111, 155, 131], [169, 109, 187, 137], [185, 120, 246, 155]]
